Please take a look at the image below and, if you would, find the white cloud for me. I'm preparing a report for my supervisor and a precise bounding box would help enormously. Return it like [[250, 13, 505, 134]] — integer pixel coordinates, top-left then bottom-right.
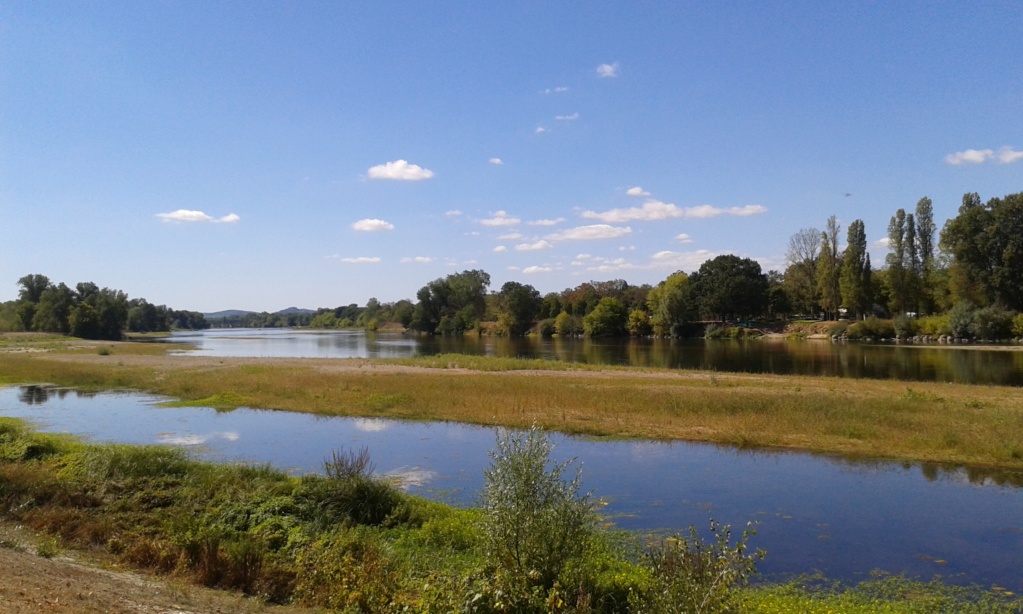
[[498, 232, 523, 240], [493, 245, 507, 253], [543, 86, 569, 94], [873, 237, 891, 249], [555, 112, 579, 121], [945, 149, 993, 165], [352, 218, 394, 232], [582, 200, 768, 222], [619, 245, 636, 252], [675, 233, 693, 244], [626, 186, 650, 197], [650, 249, 716, 270], [445, 210, 463, 217], [156, 209, 240, 223], [515, 240, 553, 251], [523, 266, 553, 274], [546, 224, 632, 241], [489, 157, 504, 165], [480, 211, 521, 227], [535, 126, 547, 134], [366, 159, 435, 180], [527, 217, 565, 226], [597, 62, 620, 78], [575, 253, 592, 260], [997, 147, 1023, 164], [400, 256, 433, 263], [340, 256, 381, 264]]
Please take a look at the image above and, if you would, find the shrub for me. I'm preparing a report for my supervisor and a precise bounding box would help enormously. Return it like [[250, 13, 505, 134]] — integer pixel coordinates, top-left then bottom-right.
[[300, 447, 405, 527], [479, 426, 595, 599], [1013, 313, 1023, 338], [630, 520, 764, 614], [917, 314, 950, 336], [947, 301, 975, 339], [827, 322, 848, 337], [893, 314, 917, 338], [970, 306, 1013, 340], [862, 317, 895, 339], [538, 318, 556, 338]]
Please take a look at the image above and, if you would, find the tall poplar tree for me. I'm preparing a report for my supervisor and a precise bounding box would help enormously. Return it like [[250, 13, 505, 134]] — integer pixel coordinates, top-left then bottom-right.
[[840, 220, 870, 319]]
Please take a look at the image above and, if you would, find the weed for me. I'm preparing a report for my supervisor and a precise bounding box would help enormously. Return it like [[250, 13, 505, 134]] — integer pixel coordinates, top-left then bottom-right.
[[36, 535, 61, 558]]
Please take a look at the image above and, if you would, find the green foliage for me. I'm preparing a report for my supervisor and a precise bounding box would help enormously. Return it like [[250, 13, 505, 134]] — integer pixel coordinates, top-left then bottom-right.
[[497, 281, 542, 337], [916, 314, 950, 336], [892, 314, 917, 338], [840, 219, 871, 319], [582, 297, 628, 337], [554, 311, 580, 336], [970, 306, 1014, 340], [827, 322, 848, 337], [947, 300, 975, 338], [647, 272, 693, 337], [537, 318, 556, 338], [480, 426, 595, 599], [630, 520, 764, 614], [627, 309, 653, 337], [690, 255, 769, 321], [411, 269, 491, 335], [1012, 313, 1023, 337], [300, 449, 405, 527]]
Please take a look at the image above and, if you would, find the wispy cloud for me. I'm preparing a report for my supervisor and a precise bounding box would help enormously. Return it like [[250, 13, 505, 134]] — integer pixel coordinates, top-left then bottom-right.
[[626, 186, 650, 197], [515, 240, 553, 251], [546, 224, 632, 241], [649, 249, 716, 270], [480, 211, 521, 227], [596, 62, 620, 78], [543, 86, 569, 94], [367, 159, 435, 180], [493, 245, 507, 253], [156, 209, 240, 224], [945, 146, 1023, 165], [445, 210, 463, 217], [352, 218, 394, 232], [582, 200, 768, 222], [340, 256, 381, 264], [535, 126, 547, 134], [527, 217, 565, 226], [498, 232, 524, 241], [400, 256, 433, 264], [489, 157, 504, 165], [523, 265, 554, 274], [555, 112, 579, 121], [675, 233, 693, 244]]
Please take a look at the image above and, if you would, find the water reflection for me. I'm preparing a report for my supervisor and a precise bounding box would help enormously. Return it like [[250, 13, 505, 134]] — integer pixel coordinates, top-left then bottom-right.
[[3, 385, 1021, 591], [159, 330, 1023, 386]]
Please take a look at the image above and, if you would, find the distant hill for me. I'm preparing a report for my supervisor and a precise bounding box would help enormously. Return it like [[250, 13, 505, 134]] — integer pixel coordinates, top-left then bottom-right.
[[203, 307, 315, 319], [203, 309, 255, 319], [276, 307, 315, 315]]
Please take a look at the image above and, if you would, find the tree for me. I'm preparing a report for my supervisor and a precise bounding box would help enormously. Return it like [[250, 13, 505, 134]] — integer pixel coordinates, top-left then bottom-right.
[[496, 281, 541, 336], [582, 297, 628, 337], [690, 255, 768, 322], [886, 209, 909, 315], [646, 272, 694, 337], [17, 274, 51, 304], [784, 228, 821, 314], [627, 309, 653, 336], [915, 197, 938, 314], [840, 220, 871, 319], [409, 269, 492, 334], [31, 283, 76, 333], [815, 216, 842, 319], [940, 192, 1023, 310]]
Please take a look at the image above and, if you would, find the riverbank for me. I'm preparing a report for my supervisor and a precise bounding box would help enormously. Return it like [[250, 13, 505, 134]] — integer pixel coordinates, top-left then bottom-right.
[[1, 337, 1022, 471]]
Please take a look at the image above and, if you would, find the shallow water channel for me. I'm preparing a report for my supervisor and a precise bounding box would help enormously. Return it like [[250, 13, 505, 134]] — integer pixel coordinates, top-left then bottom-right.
[[159, 328, 1023, 386], [4, 385, 1022, 591]]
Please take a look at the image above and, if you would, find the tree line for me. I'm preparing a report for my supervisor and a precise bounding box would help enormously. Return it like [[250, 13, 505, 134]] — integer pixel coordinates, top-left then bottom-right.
[[0, 274, 208, 340], [5, 191, 1021, 341]]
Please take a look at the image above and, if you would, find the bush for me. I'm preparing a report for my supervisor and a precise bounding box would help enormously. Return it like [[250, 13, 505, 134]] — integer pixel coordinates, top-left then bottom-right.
[[300, 447, 405, 527], [862, 317, 895, 339], [917, 314, 950, 336], [893, 314, 917, 338], [970, 306, 1013, 340], [479, 426, 595, 599], [947, 301, 975, 339], [630, 520, 763, 614], [538, 318, 556, 338], [827, 322, 848, 337], [1013, 313, 1023, 338]]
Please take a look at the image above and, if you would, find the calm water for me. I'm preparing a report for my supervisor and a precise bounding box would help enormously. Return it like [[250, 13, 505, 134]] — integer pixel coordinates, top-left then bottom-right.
[[158, 328, 1023, 386], [4, 385, 1022, 590]]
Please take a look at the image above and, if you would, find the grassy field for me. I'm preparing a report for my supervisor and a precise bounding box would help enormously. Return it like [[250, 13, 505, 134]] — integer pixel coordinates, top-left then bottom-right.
[[1, 339, 1021, 471]]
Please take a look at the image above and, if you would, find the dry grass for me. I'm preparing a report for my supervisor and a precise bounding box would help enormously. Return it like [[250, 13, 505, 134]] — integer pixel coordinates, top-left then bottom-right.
[[1, 340, 1022, 470]]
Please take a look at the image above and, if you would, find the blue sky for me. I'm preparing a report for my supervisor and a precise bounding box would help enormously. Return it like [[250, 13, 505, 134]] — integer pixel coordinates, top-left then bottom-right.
[[2, 2, 1021, 312]]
